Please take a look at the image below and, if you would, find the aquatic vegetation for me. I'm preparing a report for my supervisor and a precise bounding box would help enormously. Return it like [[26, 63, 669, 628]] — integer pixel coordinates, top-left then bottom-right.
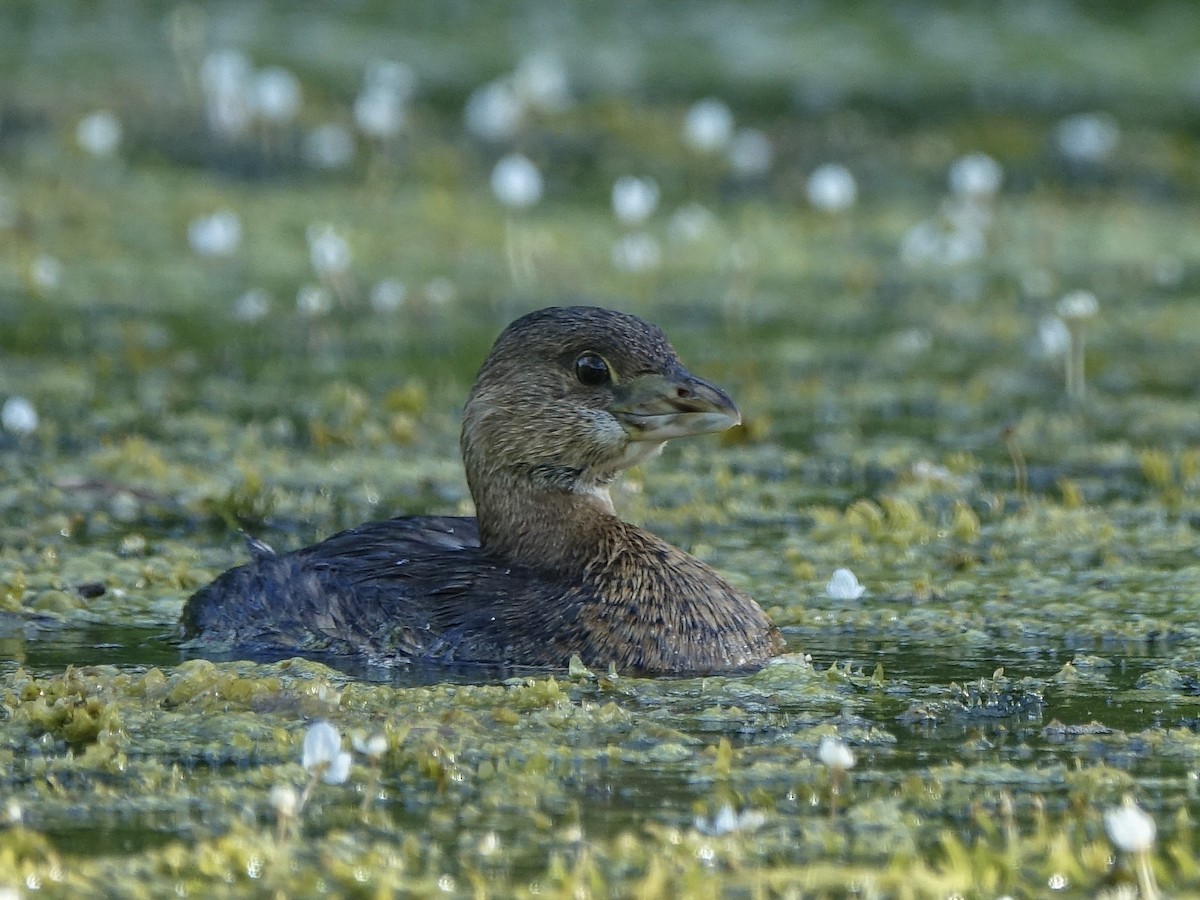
[[2, 0, 1200, 894]]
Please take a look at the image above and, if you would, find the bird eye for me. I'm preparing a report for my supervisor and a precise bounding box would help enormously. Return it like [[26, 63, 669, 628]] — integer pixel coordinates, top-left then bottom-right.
[[574, 352, 611, 386]]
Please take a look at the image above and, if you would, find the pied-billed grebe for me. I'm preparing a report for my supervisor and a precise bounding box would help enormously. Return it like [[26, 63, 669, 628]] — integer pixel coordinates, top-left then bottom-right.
[[181, 306, 784, 674]]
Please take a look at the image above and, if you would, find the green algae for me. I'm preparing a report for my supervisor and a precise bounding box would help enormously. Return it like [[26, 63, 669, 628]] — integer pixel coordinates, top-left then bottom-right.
[[3, 0, 1200, 895]]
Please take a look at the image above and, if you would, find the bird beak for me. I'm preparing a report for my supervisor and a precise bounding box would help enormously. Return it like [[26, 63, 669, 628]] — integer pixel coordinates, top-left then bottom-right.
[[609, 371, 742, 441]]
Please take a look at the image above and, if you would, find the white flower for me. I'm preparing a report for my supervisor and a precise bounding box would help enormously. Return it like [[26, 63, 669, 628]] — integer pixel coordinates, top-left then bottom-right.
[[354, 86, 406, 139], [1, 397, 38, 435], [694, 804, 766, 836], [30, 254, 63, 292], [818, 736, 856, 770], [684, 98, 734, 152], [611, 176, 659, 226], [728, 128, 773, 178], [76, 110, 122, 157], [296, 285, 332, 317], [668, 203, 717, 244], [889, 327, 932, 356], [351, 732, 388, 758], [233, 289, 271, 323], [825, 568, 864, 600], [188, 210, 241, 257], [464, 80, 524, 142], [251, 67, 302, 123], [940, 226, 986, 266], [948, 153, 1003, 199], [302, 721, 352, 785], [364, 60, 416, 105], [200, 49, 252, 137], [514, 52, 572, 113], [491, 153, 543, 209], [369, 279, 407, 313], [424, 276, 456, 306], [1057, 290, 1098, 321], [307, 224, 351, 276], [200, 48, 251, 97], [611, 232, 661, 273], [303, 124, 355, 170], [1104, 797, 1156, 853], [806, 164, 857, 212], [269, 784, 298, 818], [1056, 112, 1119, 164], [1037, 316, 1070, 357]]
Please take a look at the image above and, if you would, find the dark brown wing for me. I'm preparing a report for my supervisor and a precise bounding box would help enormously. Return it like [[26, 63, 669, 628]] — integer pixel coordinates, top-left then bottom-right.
[[180, 516, 588, 667]]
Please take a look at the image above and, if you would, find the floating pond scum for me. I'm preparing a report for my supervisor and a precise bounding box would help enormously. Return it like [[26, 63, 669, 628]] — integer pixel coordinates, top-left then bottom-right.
[[2, 1, 1200, 896]]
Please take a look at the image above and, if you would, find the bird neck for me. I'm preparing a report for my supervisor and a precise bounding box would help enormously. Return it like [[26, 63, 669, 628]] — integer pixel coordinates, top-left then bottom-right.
[[467, 463, 620, 570]]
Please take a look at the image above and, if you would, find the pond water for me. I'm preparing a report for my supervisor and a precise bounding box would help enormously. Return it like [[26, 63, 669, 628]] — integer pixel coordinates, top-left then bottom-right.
[[3, 0, 1200, 896]]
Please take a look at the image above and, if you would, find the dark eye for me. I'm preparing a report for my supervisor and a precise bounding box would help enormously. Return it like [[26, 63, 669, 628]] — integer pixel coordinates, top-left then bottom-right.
[[574, 352, 611, 386]]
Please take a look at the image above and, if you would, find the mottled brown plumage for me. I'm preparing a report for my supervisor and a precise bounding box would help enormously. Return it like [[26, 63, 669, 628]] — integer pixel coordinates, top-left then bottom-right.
[[181, 306, 784, 674]]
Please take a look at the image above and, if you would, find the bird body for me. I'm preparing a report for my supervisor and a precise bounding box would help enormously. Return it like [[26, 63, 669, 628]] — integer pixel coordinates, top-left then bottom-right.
[[182, 307, 784, 675]]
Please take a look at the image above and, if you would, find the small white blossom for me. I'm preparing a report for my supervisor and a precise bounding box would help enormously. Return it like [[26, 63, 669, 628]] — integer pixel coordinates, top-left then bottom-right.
[[302, 721, 352, 785], [233, 289, 271, 323], [825, 568, 865, 600], [889, 327, 932, 356], [1057, 290, 1098, 321], [188, 210, 241, 257], [491, 153, 543, 209], [1, 397, 38, 435], [76, 110, 122, 157], [354, 86, 406, 139], [514, 52, 572, 113], [1104, 797, 1156, 853], [424, 276, 456, 306], [296, 284, 332, 317], [269, 784, 298, 818], [684, 98, 734, 152], [369, 279, 407, 313], [668, 203, 717, 244], [200, 49, 252, 137], [303, 124, 355, 170], [1056, 112, 1119, 164], [351, 732, 388, 758], [728, 128, 773, 177], [30, 254, 63, 292], [694, 804, 766, 836], [464, 80, 524, 142], [1037, 316, 1071, 357], [611, 176, 659, 226], [201, 49, 251, 97], [611, 232, 661, 273], [307, 224, 351, 276], [948, 153, 1003, 199], [251, 67, 302, 123], [940, 226, 986, 266], [818, 736, 856, 770], [364, 60, 416, 105], [806, 164, 857, 212]]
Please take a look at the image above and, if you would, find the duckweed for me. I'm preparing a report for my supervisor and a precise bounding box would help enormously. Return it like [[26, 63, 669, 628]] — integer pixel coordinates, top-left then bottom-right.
[[4, 0, 1200, 895]]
